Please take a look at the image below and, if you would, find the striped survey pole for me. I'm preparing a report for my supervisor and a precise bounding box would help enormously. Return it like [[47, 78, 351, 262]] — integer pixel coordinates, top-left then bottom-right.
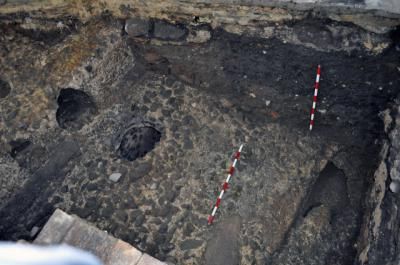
[[208, 144, 244, 225], [309, 65, 321, 131]]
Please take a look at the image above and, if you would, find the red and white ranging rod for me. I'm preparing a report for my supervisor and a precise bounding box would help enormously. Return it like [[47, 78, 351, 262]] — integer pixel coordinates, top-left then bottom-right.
[[309, 65, 321, 131], [208, 144, 244, 225]]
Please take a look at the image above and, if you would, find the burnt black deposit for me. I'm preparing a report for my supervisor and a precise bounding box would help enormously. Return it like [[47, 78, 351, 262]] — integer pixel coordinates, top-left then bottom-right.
[[0, 15, 399, 265]]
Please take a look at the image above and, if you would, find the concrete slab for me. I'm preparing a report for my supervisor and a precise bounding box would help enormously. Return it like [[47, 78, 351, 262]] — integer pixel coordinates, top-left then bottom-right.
[[62, 217, 116, 263], [108, 240, 143, 265], [34, 209, 166, 265], [34, 209, 76, 244], [137, 254, 167, 265]]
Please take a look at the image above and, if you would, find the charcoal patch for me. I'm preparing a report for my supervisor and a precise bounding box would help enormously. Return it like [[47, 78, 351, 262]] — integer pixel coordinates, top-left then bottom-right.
[[56, 88, 96, 130]]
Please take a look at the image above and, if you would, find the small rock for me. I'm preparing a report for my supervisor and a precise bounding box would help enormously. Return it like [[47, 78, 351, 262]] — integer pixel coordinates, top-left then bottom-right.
[[187, 29, 211, 43], [182, 115, 195, 126], [56, 21, 64, 29], [161, 243, 175, 252], [135, 213, 145, 226], [122, 196, 136, 209], [9, 139, 31, 158], [153, 21, 187, 41], [180, 239, 203, 250], [85, 197, 98, 210], [109, 172, 122, 182], [165, 189, 178, 202], [153, 233, 167, 245], [390, 181, 400, 193], [116, 210, 128, 222], [0, 79, 11, 99], [162, 109, 172, 116], [158, 204, 178, 218], [125, 18, 150, 37], [135, 162, 152, 178], [183, 223, 194, 236], [318, 109, 327, 114], [76, 207, 93, 218], [159, 223, 169, 233], [160, 89, 172, 99], [183, 137, 193, 149], [30, 226, 40, 238]]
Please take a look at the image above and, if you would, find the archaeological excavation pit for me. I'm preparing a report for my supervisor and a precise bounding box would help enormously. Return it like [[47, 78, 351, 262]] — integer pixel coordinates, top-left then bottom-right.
[[117, 120, 162, 161], [56, 88, 97, 130], [0, 1, 400, 265]]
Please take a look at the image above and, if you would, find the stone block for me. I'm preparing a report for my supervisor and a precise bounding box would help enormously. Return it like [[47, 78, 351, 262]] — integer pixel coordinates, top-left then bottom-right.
[[62, 218, 116, 262], [108, 240, 143, 265], [34, 209, 167, 265], [34, 209, 75, 244], [125, 18, 151, 37], [137, 254, 166, 265]]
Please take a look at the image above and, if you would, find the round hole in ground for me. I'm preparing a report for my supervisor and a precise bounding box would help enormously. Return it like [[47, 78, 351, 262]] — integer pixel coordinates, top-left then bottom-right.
[[56, 88, 96, 130], [118, 125, 162, 161], [0, 79, 11, 99]]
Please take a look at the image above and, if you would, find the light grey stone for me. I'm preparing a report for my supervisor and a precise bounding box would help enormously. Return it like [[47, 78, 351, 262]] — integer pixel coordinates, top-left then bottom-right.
[[109, 173, 122, 182], [125, 18, 150, 37]]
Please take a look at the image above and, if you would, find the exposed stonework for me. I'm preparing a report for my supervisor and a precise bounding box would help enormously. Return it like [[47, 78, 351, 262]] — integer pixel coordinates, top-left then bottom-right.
[[356, 100, 400, 265], [0, 0, 400, 35]]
